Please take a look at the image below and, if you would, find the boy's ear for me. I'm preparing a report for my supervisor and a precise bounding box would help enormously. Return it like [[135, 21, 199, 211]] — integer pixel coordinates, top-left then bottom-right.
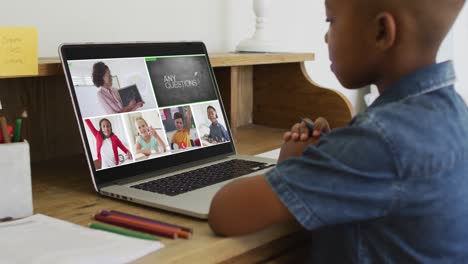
[[375, 12, 396, 50]]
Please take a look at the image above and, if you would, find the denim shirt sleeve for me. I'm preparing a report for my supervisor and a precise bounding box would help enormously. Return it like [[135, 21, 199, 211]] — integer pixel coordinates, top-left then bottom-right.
[[265, 114, 399, 230]]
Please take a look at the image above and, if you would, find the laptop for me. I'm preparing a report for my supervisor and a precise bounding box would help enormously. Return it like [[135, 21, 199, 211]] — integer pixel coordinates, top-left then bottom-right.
[[59, 42, 276, 219]]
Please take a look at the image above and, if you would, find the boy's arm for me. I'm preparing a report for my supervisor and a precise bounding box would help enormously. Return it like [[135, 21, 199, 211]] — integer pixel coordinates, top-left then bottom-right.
[[209, 140, 314, 236], [208, 174, 295, 236]]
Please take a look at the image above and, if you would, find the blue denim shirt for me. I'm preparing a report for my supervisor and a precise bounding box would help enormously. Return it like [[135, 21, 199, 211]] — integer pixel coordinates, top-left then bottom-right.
[[265, 61, 468, 263]]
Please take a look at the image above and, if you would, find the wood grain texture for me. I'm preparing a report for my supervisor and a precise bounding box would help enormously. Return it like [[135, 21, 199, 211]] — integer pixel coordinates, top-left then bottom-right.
[[210, 53, 314, 67], [0, 76, 82, 162], [230, 66, 253, 129], [0, 53, 315, 78], [32, 155, 303, 264], [253, 62, 353, 129]]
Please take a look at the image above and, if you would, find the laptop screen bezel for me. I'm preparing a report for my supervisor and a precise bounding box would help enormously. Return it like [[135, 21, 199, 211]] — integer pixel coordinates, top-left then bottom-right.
[[59, 42, 236, 188]]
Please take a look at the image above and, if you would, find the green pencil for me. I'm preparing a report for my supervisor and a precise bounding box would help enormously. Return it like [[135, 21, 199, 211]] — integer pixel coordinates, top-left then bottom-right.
[[13, 118, 22, 142], [89, 222, 159, 241]]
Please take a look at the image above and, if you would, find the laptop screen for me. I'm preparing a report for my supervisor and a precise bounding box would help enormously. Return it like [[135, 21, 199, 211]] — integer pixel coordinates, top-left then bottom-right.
[[60, 43, 235, 187]]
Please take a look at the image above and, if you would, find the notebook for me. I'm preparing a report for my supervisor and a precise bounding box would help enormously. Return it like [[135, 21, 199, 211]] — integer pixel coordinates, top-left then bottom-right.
[[59, 42, 276, 219], [0, 214, 163, 263]]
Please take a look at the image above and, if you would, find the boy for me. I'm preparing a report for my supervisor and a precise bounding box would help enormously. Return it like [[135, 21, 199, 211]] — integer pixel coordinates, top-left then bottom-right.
[[171, 107, 192, 149], [207, 105, 230, 143], [209, 0, 468, 262]]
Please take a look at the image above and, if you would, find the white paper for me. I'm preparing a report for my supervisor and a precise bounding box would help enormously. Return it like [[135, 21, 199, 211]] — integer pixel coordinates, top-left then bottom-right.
[[255, 148, 280, 160], [0, 214, 164, 264]]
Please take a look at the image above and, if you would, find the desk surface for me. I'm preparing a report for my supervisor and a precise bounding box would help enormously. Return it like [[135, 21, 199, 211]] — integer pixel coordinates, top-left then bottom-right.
[[32, 125, 307, 263]]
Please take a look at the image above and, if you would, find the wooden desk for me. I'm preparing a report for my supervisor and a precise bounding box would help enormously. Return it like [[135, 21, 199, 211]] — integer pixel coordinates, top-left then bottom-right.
[[1, 53, 352, 263], [32, 143, 307, 263]]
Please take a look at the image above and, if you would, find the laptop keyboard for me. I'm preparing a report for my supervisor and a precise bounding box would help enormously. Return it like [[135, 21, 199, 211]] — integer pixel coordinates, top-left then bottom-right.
[[130, 159, 274, 196]]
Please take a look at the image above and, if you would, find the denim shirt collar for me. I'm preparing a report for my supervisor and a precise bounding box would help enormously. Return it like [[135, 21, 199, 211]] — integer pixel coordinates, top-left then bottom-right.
[[370, 61, 456, 108]]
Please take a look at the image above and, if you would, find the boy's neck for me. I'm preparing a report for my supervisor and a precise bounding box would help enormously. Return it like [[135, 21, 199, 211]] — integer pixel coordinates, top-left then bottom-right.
[[376, 49, 437, 94]]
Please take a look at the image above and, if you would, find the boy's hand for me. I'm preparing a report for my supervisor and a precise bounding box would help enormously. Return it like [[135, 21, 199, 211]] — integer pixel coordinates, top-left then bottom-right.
[[278, 139, 311, 163], [283, 117, 331, 142]]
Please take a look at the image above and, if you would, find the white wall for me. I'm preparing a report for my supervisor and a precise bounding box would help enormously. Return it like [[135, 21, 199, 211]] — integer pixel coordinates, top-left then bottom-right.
[[2, 0, 465, 114], [448, 3, 468, 104], [0, 0, 229, 55], [226, 0, 366, 114], [437, 4, 468, 103]]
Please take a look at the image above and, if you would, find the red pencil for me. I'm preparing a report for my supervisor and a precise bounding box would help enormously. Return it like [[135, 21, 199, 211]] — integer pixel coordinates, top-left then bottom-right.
[[94, 213, 178, 239], [100, 213, 192, 239], [106, 210, 193, 233]]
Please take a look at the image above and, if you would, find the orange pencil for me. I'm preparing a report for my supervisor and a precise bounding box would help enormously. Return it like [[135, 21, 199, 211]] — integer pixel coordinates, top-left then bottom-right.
[[98, 212, 192, 239], [108, 210, 193, 233]]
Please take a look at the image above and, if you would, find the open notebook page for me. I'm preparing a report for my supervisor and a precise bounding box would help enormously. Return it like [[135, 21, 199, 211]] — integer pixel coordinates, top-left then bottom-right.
[[0, 214, 164, 264]]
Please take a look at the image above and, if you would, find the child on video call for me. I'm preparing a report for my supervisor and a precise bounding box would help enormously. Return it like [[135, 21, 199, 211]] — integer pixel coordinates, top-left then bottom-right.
[[207, 106, 230, 143], [171, 107, 192, 149], [92, 62, 144, 114], [134, 116, 166, 156], [85, 118, 132, 169], [209, 0, 468, 262]]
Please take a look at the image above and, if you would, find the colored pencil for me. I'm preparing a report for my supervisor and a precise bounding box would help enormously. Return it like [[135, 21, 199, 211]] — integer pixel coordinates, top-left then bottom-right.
[[0, 116, 10, 143], [19, 109, 27, 142], [106, 210, 193, 233], [94, 213, 178, 239], [96, 212, 191, 239], [13, 118, 22, 142], [89, 222, 159, 241], [100, 212, 191, 239]]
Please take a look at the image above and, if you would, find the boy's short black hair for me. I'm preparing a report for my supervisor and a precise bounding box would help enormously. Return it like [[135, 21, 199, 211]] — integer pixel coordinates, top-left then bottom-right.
[[92, 62, 109, 87], [173, 112, 183, 121], [207, 105, 218, 118], [207, 105, 217, 112]]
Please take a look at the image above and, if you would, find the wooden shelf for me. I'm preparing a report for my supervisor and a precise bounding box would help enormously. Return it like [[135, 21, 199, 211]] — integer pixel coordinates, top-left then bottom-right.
[[210, 53, 314, 67], [1, 53, 316, 79], [0, 53, 315, 78]]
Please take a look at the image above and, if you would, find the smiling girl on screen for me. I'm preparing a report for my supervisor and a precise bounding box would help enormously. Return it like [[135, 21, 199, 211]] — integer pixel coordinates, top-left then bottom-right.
[[92, 62, 144, 114], [85, 118, 132, 169], [134, 117, 167, 156]]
